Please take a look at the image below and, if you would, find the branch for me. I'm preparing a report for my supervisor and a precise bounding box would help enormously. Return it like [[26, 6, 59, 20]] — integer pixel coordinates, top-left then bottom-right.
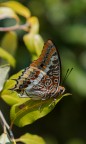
[[0, 110, 16, 144], [0, 23, 29, 32]]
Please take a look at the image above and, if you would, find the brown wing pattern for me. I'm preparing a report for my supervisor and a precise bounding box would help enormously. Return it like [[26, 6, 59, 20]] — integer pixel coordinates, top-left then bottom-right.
[[11, 40, 62, 99], [31, 40, 61, 83], [31, 40, 61, 75]]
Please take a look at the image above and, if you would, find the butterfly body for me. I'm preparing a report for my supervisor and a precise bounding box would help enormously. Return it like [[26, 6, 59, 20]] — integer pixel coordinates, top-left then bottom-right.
[[11, 40, 65, 100]]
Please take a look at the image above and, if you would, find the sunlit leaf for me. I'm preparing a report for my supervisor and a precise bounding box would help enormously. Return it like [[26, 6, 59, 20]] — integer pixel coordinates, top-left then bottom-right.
[[27, 17, 39, 34], [0, 65, 10, 92], [1, 69, 30, 105], [23, 33, 44, 60], [0, 47, 16, 67], [1, 31, 17, 55], [1, 1, 31, 18], [16, 133, 46, 144], [10, 93, 67, 127], [0, 7, 19, 22]]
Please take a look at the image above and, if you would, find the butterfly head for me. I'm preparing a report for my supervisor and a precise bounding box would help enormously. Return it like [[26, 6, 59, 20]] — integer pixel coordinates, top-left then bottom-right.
[[58, 86, 65, 95]]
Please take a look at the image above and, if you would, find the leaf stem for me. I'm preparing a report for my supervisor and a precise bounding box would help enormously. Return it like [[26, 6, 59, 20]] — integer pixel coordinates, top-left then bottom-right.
[[0, 110, 16, 144]]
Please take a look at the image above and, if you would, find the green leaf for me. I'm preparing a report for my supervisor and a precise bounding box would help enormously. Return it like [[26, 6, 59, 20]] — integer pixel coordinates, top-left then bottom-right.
[[1, 31, 17, 55], [1, 92, 21, 106], [16, 133, 46, 144], [1, 67, 69, 127], [0, 47, 16, 67], [0, 7, 19, 22], [10, 93, 67, 127], [23, 33, 44, 60], [0, 65, 10, 92], [1, 1, 31, 18], [1, 69, 29, 105]]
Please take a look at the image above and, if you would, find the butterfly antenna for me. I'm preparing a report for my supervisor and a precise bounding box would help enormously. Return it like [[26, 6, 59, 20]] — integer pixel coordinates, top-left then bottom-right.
[[62, 68, 73, 85]]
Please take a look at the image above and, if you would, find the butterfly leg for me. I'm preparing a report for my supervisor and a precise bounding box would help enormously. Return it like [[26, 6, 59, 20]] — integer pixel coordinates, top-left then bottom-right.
[[20, 89, 25, 96], [49, 98, 56, 108], [38, 98, 46, 112], [38, 100, 43, 112], [38, 104, 42, 112]]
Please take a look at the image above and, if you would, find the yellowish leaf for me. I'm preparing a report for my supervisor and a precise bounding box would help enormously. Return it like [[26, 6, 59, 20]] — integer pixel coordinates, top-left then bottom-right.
[[1, 1, 31, 18], [0, 7, 19, 22], [23, 33, 44, 58], [0, 48, 16, 67], [17, 133, 46, 144], [27, 16, 39, 34], [1, 31, 17, 55]]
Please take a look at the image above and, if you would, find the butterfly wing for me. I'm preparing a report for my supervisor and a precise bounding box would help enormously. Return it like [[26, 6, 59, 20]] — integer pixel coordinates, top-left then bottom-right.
[[25, 40, 62, 99], [30, 40, 61, 85], [11, 40, 62, 99]]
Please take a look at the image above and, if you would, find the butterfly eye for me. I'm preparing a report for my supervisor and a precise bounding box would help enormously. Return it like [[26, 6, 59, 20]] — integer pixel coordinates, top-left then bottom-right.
[[58, 86, 65, 95]]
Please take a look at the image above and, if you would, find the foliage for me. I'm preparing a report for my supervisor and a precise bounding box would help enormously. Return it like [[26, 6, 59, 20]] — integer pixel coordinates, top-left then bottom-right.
[[0, 1, 69, 144], [16, 133, 46, 144], [0, 0, 86, 144], [0, 1, 46, 144]]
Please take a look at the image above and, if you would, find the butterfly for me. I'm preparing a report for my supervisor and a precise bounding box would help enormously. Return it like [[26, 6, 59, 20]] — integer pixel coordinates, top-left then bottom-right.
[[10, 40, 65, 100]]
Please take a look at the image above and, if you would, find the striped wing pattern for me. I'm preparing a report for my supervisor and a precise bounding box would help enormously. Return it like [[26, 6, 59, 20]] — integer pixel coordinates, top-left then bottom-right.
[[11, 40, 65, 100]]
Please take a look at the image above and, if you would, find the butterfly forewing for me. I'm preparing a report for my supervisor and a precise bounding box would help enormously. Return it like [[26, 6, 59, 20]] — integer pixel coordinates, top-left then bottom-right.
[[11, 40, 64, 100], [30, 40, 61, 84]]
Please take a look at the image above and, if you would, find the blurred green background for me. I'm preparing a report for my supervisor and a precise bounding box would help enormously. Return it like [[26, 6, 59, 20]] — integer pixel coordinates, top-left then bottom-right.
[[0, 0, 86, 144]]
